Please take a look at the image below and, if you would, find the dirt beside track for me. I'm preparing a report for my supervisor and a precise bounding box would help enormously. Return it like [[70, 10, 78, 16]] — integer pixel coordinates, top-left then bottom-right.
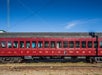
[[0, 63, 102, 75]]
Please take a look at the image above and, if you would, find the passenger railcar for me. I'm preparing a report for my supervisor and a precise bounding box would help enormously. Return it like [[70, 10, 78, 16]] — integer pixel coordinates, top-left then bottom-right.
[[0, 32, 102, 63]]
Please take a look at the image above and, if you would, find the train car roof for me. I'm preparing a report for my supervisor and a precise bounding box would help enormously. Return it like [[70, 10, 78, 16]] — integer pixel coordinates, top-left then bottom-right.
[[0, 32, 102, 38]]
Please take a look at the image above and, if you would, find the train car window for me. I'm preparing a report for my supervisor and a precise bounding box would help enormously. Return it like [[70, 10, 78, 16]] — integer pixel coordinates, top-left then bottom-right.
[[76, 41, 80, 48], [82, 41, 86, 48], [26, 41, 30, 48], [94, 41, 98, 48], [38, 41, 43, 48], [63, 41, 68, 48], [69, 41, 74, 48], [32, 41, 36, 48], [88, 41, 92, 48], [51, 41, 55, 48], [100, 41, 102, 48], [1, 41, 6, 48], [57, 41, 62, 48], [44, 41, 49, 48], [13, 41, 18, 48], [20, 41, 24, 48], [0, 42, 1, 48], [7, 41, 12, 48]]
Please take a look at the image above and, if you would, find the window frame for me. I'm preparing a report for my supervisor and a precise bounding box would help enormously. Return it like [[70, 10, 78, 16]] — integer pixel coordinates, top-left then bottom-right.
[[69, 41, 74, 48], [13, 41, 18, 48], [75, 41, 80, 48], [50, 41, 56, 48], [1, 41, 6, 48], [88, 41, 92, 48], [99, 41, 102, 48], [32, 41, 36, 48], [20, 41, 25, 48], [63, 41, 68, 48], [44, 41, 49, 48], [94, 41, 98, 48], [56, 41, 62, 48], [7, 41, 12, 48], [81, 41, 86, 48], [26, 41, 31, 48], [38, 41, 43, 48]]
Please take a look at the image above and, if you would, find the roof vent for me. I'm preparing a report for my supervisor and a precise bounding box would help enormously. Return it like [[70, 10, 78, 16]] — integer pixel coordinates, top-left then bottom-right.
[[0, 30, 6, 33]]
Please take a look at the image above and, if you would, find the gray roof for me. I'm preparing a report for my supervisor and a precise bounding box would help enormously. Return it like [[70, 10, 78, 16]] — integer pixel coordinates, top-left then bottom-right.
[[0, 32, 102, 38]]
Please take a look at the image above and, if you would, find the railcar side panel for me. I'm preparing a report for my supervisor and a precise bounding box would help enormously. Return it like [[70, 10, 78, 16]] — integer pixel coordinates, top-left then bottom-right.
[[0, 37, 100, 57]]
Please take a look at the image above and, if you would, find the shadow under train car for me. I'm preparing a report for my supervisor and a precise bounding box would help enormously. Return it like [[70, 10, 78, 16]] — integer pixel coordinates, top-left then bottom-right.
[[22, 57, 86, 63]]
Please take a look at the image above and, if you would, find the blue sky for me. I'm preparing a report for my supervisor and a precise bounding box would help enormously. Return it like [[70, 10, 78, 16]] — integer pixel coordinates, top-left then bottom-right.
[[0, 0, 102, 32]]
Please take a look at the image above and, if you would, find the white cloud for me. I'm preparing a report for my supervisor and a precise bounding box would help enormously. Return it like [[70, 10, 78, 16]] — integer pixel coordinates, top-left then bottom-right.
[[65, 18, 102, 30], [65, 22, 77, 29], [65, 20, 81, 29]]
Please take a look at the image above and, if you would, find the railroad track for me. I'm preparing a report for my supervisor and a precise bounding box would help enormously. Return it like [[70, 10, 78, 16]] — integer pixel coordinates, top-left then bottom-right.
[[0, 63, 102, 75], [0, 63, 102, 71]]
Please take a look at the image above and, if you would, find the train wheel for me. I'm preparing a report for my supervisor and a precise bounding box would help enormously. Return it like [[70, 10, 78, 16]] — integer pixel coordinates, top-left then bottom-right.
[[86, 57, 90, 62], [0, 57, 23, 63], [71, 56, 77, 62], [0, 57, 14, 63], [89, 57, 95, 63], [13, 57, 23, 63], [94, 57, 102, 63]]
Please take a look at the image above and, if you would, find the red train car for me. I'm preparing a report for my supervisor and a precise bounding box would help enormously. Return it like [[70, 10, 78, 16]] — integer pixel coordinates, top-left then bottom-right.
[[0, 32, 102, 63]]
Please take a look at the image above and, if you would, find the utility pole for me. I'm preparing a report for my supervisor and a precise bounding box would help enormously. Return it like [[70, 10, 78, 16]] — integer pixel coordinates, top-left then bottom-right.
[[7, 0, 10, 31]]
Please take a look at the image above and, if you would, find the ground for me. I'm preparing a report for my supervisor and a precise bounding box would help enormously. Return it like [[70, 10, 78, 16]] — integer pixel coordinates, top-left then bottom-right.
[[0, 62, 102, 75]]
